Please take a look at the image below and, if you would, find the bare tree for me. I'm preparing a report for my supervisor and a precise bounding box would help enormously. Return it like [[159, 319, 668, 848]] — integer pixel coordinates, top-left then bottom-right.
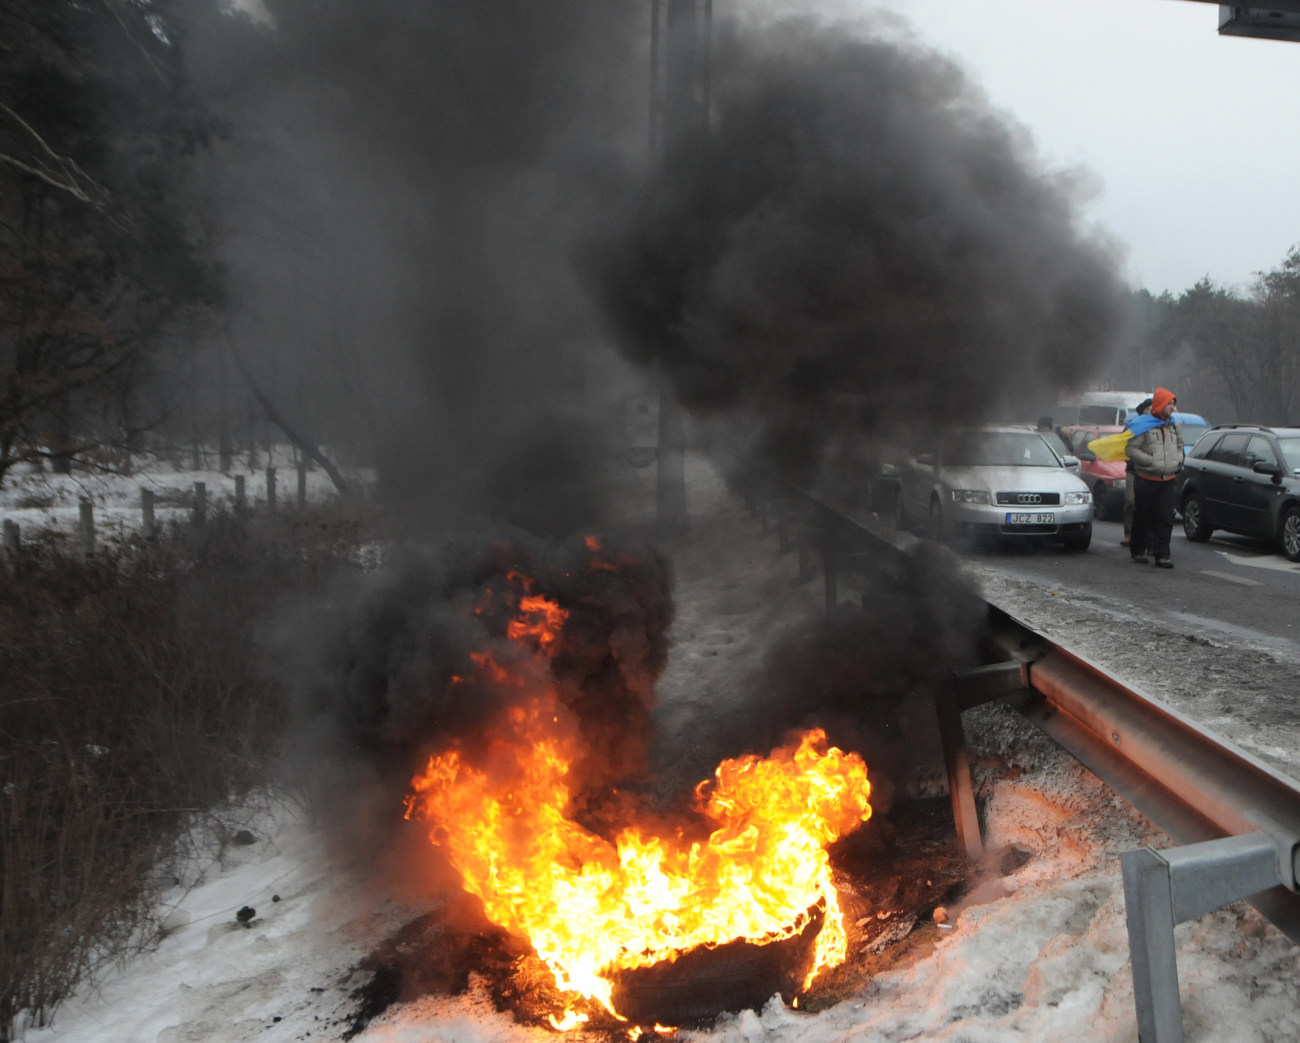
[[0, 0, 221, 487]]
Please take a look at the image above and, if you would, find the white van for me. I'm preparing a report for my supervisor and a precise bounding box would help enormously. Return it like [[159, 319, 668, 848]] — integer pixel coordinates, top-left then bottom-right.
[[1067, 391, 1151, 427]]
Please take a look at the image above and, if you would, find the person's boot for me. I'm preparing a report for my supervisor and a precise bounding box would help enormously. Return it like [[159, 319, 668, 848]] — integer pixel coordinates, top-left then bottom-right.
[[1155, 558, 1173, 569]]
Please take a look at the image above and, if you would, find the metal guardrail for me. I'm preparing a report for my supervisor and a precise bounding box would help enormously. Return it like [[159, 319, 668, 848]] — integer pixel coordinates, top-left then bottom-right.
[[743, 468, 1300, 1042]]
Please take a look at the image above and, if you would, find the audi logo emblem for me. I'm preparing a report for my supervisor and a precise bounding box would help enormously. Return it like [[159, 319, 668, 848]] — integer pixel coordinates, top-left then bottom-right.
[[1016, 494, 1043, 504]]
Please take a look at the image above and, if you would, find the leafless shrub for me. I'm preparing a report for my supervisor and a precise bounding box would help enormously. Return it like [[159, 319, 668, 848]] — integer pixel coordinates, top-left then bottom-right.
[[0, 502, 381, 1037]]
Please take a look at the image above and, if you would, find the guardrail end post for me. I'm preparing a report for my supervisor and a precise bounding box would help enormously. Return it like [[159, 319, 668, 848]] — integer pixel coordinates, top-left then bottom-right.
[[1122, 832, 1286, 1043], [1122, 847, 1183, 1043]]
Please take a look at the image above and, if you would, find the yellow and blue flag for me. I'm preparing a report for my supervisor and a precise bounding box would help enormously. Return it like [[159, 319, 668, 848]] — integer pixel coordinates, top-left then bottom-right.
[[1088, 414, 1167, 461]]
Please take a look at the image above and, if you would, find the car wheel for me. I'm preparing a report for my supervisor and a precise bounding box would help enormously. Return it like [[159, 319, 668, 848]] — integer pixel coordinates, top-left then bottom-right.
[[1062, 522, 1092, 551], [1181, 490, 1213, 542], [1280, 504, 1300, 562], [927, 495, 949, 542]]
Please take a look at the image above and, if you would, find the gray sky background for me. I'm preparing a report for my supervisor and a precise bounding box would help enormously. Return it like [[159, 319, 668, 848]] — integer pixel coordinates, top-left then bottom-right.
[[853, 0, 1300, 297]]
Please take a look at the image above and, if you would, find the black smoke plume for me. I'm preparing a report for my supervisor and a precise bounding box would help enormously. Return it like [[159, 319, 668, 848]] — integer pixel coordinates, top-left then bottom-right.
[[279, 533, 673, 807], [178, 0, 649, 528], [590, 15, 1128, 483]]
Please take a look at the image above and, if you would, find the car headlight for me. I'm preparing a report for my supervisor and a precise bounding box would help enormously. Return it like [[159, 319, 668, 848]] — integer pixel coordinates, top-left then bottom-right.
[[950, 490, 990, 504], [1063, 491, 1092, 505]]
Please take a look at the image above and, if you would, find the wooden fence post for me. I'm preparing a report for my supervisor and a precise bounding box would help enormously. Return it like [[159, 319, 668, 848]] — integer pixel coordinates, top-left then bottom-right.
[[193, 481, 207, 525], [234, 474, 246, 512], [141, 488, 156, 540], [79, 500, 95, 559], [266, 467, 277, 511], [297, 462, 307, 509]]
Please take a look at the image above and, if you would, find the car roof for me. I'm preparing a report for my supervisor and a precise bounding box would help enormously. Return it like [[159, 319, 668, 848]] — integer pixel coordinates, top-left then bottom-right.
[[1201, 424, 1300, 438], [957, 424, 1044, 434]]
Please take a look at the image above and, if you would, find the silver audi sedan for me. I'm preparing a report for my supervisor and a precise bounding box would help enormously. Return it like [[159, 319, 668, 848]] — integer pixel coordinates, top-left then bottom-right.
[[895, 425, 1094, 550]]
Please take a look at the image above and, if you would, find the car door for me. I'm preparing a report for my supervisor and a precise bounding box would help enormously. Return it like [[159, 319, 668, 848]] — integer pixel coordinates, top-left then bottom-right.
[[1236, 435, 1285, 536], [1194, 432, 1249, 528]]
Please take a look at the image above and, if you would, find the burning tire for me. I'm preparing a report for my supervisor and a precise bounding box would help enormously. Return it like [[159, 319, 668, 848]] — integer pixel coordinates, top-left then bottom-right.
[[609, 904, 823, 1026]]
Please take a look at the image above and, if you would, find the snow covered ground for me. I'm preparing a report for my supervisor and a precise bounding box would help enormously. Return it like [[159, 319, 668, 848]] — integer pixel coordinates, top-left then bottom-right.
[[8, 452, 1300, 1043]]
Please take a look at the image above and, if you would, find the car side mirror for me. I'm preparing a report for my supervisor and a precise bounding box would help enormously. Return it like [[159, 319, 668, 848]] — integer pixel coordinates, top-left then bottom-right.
[[1077, 449, 1096, 462], [1253, 461, 1284, 483], [1062, 455, 1081, 468]]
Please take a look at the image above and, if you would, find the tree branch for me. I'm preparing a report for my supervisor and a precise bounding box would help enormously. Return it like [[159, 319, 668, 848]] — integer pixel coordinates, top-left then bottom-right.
[[228, 344, 354, 499], [0, 101, 106, 205]]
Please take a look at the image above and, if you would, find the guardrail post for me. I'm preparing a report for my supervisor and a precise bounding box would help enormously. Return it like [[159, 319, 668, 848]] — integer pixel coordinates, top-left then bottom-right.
[[820, 507, 838, 613], [234, 474, 246, 512], [940, 662, 1032, 860], [1122, 831, 1295, 1043], [266, 467, 277, 511], [193, 481, 207, 525], [936, 682, 983, 861]]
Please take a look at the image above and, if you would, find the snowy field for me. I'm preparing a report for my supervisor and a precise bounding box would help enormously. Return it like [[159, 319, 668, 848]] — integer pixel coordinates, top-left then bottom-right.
[[0, 448, 357, 558], [6, 452, 1299, 1043]]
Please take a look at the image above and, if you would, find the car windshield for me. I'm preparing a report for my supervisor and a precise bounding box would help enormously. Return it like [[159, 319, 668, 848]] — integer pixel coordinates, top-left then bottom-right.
[[1278, 437, 1300, 472], [943, 432, 1061, 468]]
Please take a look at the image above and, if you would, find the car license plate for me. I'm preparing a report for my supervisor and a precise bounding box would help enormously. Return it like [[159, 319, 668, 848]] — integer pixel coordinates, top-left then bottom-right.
[[1006, 512, 1054, 525]]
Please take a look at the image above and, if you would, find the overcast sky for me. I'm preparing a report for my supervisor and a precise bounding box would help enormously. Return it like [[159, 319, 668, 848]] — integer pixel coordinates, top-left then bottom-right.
[[850, 0, 1300, 297]]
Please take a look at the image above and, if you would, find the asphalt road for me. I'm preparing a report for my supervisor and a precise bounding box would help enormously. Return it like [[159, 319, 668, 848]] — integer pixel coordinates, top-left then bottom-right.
[[960, 516, 1300, 660]]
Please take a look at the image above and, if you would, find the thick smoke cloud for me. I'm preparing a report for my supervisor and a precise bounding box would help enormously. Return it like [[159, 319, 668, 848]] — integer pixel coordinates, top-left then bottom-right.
[[591, 16, 1128, 480], [278, 534, 674, 799], [179, 0, 649, 531], [174, 4, 1123, 855]]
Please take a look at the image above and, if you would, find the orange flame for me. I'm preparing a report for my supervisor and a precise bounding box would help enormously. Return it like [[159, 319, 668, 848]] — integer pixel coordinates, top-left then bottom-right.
[[404, 589, 872, 1022], [507, 595, 570, 649]]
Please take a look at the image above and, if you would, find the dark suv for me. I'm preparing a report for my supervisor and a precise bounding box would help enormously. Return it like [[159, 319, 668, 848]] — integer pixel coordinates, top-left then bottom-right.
[[1177, 425, 1300, 561]]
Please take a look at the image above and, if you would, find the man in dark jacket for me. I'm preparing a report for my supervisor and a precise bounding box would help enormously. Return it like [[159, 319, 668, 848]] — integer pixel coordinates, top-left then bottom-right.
[[1126, 387, 1184, 568]]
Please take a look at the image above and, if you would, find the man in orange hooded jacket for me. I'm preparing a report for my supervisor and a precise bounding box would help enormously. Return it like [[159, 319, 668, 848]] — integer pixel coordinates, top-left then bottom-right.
[[1126, 387, 1184, 567]]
